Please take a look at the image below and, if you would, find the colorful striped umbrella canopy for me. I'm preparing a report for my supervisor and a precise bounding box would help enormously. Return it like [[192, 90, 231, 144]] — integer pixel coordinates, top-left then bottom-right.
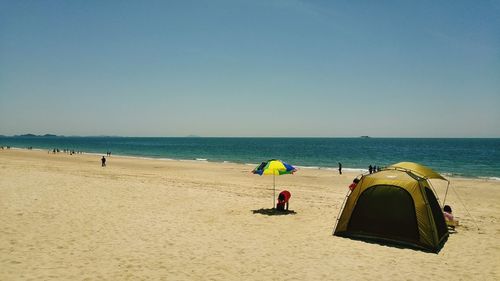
[[252, 159, 297, 208]]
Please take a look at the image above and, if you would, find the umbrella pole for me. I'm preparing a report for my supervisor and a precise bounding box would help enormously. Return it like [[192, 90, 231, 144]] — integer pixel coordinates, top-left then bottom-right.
[[273, 173, 276, 209]]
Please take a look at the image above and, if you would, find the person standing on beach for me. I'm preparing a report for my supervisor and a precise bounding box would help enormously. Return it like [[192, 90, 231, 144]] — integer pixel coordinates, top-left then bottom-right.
[[338, 162, 342, 175], [101, 156, 106, 167], [368, 165, 373, 174]]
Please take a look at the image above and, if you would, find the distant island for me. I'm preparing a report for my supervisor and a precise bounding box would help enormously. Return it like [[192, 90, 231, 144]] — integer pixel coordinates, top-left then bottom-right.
[[360, 136, 371, 138], [15, 134, 59, 137]]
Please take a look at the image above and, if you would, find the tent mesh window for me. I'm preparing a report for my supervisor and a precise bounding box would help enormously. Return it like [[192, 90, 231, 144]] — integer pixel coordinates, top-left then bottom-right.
[[347, 185, 419, 242], [424, 187, 448, 239]]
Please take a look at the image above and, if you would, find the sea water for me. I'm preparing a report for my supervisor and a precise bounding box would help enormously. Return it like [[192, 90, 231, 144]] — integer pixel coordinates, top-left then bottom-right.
[[1, 137, 499, 179]]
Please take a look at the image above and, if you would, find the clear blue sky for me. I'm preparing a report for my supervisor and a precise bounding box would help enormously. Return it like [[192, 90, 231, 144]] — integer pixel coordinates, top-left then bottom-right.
[[1, 0, 499, 137]]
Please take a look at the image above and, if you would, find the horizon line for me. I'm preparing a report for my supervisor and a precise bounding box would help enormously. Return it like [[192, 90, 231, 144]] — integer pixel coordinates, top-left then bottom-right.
[[1, 134, 500, 139]]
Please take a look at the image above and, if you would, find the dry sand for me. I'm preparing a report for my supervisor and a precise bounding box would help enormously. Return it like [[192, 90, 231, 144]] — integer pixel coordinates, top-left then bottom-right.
[[1, 149, 499, 280]]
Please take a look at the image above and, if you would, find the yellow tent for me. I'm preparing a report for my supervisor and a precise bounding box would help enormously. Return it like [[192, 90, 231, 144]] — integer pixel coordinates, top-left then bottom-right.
[[388, 162, 447, 180], [333, 162, 449, 253]]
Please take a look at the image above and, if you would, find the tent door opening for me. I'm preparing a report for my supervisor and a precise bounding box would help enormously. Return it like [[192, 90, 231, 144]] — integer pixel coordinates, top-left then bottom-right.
[[347, 185, 420, 242]]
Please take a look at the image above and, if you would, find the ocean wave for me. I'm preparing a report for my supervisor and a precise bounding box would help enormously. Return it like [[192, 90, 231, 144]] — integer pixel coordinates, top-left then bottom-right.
[[296, 165, 321, 170], [479, 176, 500, 181], [343, 168, 368, 173], [157, 158, 175, 161]]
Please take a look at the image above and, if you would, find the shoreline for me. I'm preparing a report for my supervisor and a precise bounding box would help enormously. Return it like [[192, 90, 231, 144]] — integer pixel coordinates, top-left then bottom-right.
[[4, 146, 499, 182]]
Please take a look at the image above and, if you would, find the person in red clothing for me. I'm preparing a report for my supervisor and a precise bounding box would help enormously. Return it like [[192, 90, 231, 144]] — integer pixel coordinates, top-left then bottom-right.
[[276, 190, 291, 211], [349, 178, 360, 191]]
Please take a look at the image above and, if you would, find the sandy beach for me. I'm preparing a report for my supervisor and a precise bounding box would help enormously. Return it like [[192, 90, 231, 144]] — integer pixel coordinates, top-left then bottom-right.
[[1, 149, 499, 280]]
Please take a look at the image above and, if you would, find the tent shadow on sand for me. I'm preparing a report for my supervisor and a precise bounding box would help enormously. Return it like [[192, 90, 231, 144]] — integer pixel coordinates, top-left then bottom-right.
[[252, 208, 297, 216], [337, 235, 448, 254]]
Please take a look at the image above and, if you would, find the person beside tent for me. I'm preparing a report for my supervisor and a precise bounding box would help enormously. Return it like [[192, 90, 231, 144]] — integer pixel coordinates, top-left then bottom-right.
[[443, 205, 459, 230]]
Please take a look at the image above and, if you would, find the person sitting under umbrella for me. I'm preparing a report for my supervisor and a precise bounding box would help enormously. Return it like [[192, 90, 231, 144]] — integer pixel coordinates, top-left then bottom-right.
[[276, 190, 291, 211]]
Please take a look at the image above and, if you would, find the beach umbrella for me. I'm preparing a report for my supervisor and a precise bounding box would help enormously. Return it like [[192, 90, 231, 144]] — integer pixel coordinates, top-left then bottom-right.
[[252, 159, 297, 208]]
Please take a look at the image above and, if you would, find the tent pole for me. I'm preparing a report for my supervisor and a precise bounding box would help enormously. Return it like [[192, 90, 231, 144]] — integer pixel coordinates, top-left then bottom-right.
[[428, 179, 442, 206], [333, 189, 351, 235], [443, 181, 450, 206]]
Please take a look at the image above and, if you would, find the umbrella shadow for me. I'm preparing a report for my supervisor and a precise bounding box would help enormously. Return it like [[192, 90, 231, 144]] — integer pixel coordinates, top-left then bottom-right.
[[252, 208, 297, 216]]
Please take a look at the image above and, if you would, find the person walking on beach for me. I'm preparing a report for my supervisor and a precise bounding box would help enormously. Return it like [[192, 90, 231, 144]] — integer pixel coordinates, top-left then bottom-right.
[[338, 162, 342, 175], [101, 156, 106, 167]]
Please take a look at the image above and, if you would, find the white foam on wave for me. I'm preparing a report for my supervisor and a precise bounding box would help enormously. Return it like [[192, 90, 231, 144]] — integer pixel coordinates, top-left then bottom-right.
[[296, 165, 321, 170], [157, 157, 175, 161], [195, 158, 208, 161], [343, 168, 368, 173], [295, 165, 366, 173], [83, 153, 175, 162], [84, 152, 107, 157], [479, 176, 500, 181]]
